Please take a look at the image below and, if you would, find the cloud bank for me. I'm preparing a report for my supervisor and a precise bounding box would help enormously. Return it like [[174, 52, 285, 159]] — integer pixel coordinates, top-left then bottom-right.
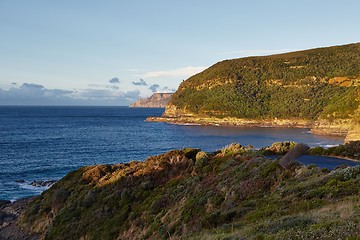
[[0, 82, 140, 106]]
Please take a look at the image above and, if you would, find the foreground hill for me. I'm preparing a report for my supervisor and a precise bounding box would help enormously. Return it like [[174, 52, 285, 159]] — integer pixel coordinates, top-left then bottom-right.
[[149, 43, 360, 141], [5, 142, 359, 239], [130, 93, 173, 108]]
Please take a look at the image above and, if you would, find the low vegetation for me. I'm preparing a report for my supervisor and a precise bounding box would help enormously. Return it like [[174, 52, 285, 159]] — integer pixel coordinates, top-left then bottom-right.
[[18, 141, 360, 239], [309, 141, 360, 160]]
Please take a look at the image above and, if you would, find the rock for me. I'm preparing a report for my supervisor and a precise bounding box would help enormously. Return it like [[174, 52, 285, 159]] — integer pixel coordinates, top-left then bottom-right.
[[0, 197, 38, 239], [30, 180, 56, 187], [312, 118, 353, 137], [345, 125, 360, 143], [15, 179, 25, 183], [335, 164, 349, 170], [279, 143, 310, 169]]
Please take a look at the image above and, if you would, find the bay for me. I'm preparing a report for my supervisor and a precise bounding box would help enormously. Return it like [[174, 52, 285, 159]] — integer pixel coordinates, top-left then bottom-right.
[[0, 106, 354, 201]]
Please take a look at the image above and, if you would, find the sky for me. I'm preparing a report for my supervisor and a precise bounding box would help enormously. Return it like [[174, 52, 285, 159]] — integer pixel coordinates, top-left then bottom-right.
[[0, 0, 360, 106]]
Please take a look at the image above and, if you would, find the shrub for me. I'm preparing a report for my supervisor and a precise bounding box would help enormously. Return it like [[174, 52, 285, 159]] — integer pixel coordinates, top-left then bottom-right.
[[262, 141, 297, 155], [52, 188, 70, 209], [194, 151, 210, 174], [196, 151, 209, 162], [309, 146, 325, 155], [221, 143, 246, 156]]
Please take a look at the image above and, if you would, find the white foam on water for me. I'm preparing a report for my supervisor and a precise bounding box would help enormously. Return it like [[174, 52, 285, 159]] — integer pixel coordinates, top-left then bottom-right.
[[17, 181, 53, 196], [302, 130, 311, 134], [179, 123, 201, 126], [321, 144, 339, 148]]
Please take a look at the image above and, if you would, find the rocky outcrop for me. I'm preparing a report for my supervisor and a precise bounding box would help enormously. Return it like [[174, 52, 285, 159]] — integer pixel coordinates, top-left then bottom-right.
[[130, 93, 173, 108], [345, 125, 360, 143], [279, 143, 310, 169], [311, 119, 354, 136], [147, 114, 313, 128], [0, 197, 38, 239], [312, 103, 360, 142], [30, 180, 57, 187]]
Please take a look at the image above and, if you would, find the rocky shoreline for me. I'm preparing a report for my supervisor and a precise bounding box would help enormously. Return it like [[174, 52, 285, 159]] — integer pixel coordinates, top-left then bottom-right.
[[1, 141, 359, 239], [146, 115, 360, 142], [0, 197, 37, 239], [146, 116, 314, 128]]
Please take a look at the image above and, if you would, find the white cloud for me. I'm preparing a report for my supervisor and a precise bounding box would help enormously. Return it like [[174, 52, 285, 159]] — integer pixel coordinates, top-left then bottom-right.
[[142, 66, 207, 78]]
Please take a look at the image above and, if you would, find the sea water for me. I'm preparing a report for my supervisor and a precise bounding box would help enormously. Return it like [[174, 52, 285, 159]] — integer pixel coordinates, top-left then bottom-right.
[[0, 106, 357, 201]]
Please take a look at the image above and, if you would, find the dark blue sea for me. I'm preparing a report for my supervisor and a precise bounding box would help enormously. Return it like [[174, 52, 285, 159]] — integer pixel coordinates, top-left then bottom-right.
[[0, 106, 358, 201]]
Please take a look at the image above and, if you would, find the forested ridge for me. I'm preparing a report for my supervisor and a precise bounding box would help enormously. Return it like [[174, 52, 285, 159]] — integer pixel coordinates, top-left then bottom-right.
[[170, 43, 360, 120]]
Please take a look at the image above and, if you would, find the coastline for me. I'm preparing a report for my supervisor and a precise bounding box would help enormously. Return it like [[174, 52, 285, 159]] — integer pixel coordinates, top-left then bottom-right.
[[147, 116, 360, 163], [328, 155, 360, 163], [146, 116, 314, 129], [12, 144, 360, 239], [146, 115, 358, 140], [0, 196, 38, 239]]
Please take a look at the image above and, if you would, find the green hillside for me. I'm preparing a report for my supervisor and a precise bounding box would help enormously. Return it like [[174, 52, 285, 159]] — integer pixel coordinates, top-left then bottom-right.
[[170, 43, 360, 120], [18, 142, 360, 239]]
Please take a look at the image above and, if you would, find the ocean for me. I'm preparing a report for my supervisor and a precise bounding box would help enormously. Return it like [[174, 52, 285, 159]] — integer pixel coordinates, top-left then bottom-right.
[[0, 106, 357, 201]]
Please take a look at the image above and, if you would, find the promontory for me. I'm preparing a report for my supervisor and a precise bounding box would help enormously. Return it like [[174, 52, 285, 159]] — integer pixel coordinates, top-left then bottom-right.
[[147, 43, 360, 142]]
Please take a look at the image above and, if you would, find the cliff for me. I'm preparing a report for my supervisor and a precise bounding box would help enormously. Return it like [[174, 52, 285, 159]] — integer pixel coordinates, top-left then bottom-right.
[[148, 43, 360, 141], [8, 142, 360, 239], [130, 93, 173, 108]]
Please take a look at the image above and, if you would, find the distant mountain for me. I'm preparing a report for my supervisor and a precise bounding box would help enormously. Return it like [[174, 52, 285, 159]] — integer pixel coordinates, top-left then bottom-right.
[[130, 93, 173, 108], [149, 43, 360, 141]]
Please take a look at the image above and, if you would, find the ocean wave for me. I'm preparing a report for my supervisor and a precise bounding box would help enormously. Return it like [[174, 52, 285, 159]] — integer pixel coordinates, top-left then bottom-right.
[[17, 179, 56, 195], [302, 130, 311, 134], [318, 144, 339, 148]]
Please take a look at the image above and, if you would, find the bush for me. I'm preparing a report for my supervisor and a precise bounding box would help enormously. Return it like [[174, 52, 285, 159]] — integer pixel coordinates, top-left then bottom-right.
[[195, 151, 209, 162], [221, 143, 246, 156], [309, 146, 325, 155], [52, 188, 70, 209], [194, 151, 209, 174], [262, 141, 297, 155]]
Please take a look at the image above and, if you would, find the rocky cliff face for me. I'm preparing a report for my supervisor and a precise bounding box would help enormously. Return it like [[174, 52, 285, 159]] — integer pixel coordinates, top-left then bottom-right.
[[345, 125, 360, 143], [130, 93, 173, 108]]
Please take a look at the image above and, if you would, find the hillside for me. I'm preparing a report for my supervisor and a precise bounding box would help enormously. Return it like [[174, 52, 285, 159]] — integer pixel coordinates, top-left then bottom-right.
[[5, 142, 359, 239], [149, 43, 360, 141], [130, 93, 173, 108]]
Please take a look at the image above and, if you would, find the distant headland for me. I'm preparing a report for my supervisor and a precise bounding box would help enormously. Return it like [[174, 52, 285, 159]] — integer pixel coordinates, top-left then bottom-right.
[[130, 93, 173, 108]]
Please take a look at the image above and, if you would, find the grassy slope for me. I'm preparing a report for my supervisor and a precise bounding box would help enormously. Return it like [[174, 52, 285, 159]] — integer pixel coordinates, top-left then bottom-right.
[[170, 43, 360, 120], [19, 142, 360, 240]]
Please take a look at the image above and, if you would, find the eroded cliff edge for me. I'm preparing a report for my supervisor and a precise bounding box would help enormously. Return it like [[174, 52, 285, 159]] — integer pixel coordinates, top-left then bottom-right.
[[147, 43, 360, 142]]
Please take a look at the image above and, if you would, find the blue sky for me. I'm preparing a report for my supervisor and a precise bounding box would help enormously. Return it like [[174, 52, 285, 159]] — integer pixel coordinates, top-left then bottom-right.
[[1, 0, 359, 105]]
